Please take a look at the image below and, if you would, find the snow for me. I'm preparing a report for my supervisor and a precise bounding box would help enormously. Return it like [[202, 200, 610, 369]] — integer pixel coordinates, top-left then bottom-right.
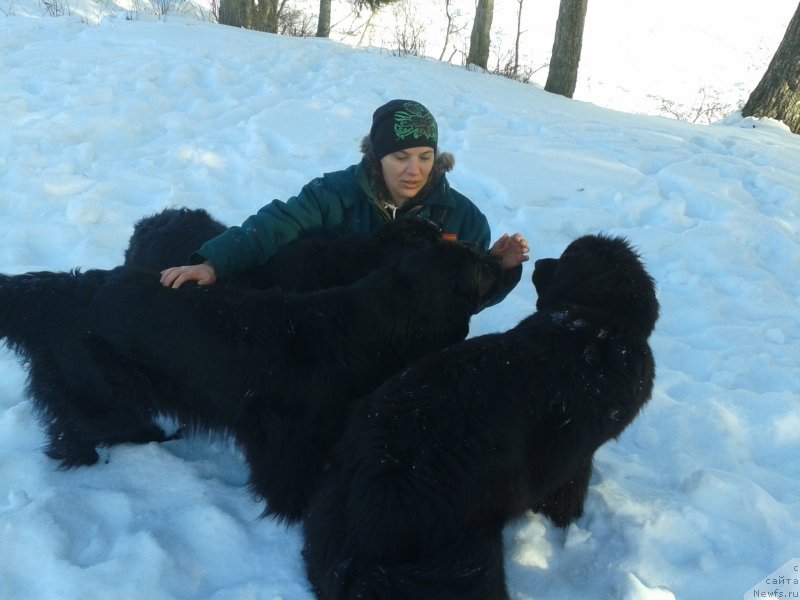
[[1, 4, 799, 600]]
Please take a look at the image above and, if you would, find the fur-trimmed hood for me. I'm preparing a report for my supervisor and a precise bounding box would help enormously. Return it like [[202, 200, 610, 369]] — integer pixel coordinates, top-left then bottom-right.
[[359, 136, 455, 175], [359, 135, 455, 206]]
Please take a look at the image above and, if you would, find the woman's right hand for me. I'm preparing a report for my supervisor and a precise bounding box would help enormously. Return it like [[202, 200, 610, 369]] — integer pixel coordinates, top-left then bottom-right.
[[160, 262, 217, 289], [490, 233, 530, 270]]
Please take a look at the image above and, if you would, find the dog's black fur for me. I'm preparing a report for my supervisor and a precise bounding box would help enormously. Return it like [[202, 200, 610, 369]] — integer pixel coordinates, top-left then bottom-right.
[[302, 234, 660, 599], [0, 240, 501, 522], [124, 207, 446, 292], [123, 207, 227, 273]]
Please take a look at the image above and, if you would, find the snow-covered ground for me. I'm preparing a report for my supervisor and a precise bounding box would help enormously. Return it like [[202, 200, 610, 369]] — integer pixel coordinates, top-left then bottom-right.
[[1, 5, 799, 600]]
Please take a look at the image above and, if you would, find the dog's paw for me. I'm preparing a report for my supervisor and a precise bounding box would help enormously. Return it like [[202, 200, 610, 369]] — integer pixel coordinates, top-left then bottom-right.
[[45, 434, 100, 468]]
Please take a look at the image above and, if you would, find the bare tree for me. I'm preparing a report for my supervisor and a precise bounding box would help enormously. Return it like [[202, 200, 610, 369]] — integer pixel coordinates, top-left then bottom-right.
[[467, 0, 494, 69], [438, 0, 469, 62], [219, 0, 278, 32], [281, 1, 316, 36], [650, 87, 737, 125], [316, 0, 331, 36], [346, 0, 403, 44], [270, 0, 284, 31], [219, 0, 247, 28], [391, 1, 426, 56], [741, 2, 800, 134], [544, 0, 588, 98], [512, 0, 524, 77], [439, 0, 454, 61], [352, 0, 400, 10]]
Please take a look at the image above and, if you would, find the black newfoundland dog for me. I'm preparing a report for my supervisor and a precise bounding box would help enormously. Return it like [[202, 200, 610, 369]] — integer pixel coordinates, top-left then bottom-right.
[[302, 234, 660, 599], [0, 235, 501, 522], [123, 207, 446, 292], [123, 207, 227, 274]]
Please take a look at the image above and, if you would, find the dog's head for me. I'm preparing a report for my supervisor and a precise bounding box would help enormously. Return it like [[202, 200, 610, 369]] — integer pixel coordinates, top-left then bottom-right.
[[363, 217, 445, 269], [533, 234, 659, 336], [370, 216, 444, 248], [394, 240, 503, 318]]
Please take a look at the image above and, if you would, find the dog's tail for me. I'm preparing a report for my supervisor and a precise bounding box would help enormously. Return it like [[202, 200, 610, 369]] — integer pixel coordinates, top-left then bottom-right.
[[333, 531, 509, 600], [0, 269, 95, 350]]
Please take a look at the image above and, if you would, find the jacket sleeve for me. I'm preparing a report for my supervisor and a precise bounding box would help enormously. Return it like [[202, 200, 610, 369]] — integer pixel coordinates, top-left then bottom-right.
[[479, 264, 522, 311], [443, 190, 521, 311], [192, 177, 336, 280], [466, 210, 522, 311]]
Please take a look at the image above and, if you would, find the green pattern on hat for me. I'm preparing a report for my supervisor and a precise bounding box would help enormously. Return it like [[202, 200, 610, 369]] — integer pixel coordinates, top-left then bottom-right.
[[394, 102, 438, 143]]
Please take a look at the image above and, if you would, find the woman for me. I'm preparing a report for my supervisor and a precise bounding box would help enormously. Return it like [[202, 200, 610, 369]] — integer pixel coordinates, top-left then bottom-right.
[[160, 99, 529, 308]]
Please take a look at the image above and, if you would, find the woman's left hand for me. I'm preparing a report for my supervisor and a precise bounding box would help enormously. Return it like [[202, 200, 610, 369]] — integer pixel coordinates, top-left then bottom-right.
[[490, 233, 530, 270]]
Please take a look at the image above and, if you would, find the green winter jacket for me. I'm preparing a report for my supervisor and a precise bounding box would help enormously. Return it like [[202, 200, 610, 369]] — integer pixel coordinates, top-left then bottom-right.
[[194, 158, 520, 309]]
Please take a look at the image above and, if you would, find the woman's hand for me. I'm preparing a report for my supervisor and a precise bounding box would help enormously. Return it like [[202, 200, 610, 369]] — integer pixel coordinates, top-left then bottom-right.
[[159, 262, 217, 289], [490, 233, 530, 270]]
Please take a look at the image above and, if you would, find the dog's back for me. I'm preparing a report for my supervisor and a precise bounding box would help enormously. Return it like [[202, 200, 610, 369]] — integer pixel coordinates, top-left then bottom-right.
[[3, 236, 502, 522], [123, 208, 446, 292], [0, 269, 108, 353], [0, 267, 158, 466]]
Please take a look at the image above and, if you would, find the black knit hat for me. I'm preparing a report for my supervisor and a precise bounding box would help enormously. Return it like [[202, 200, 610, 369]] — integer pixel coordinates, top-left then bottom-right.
[[370, 99, 438, 160]]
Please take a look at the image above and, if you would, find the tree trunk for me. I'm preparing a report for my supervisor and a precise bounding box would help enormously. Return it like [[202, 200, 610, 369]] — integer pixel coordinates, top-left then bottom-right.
[[316, 0, 331, 37], [439, 0, 453, 61], [219, 0, 278, 32], [250, 0, 278, 33], [467, 0, 494, 69], [219, 0, 249, 28], [544, 0, 588, 98], [741, 2, 800, 134], [513, 0, 524, 76]]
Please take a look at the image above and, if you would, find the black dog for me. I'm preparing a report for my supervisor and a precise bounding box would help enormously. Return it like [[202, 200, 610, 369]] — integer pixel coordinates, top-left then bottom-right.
[[124, 207, 445, 292], [123, 207, 227, 273], [0, 241, 501, 522], [302, 234, 660, 599]]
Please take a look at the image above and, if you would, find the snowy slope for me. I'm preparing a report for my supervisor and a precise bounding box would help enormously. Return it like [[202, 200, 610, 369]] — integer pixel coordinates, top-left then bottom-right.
[[1, 10, 799, 600]]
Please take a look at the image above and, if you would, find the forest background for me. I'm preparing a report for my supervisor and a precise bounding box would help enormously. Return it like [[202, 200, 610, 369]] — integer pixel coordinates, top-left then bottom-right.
[[15, 0, 800, 131]]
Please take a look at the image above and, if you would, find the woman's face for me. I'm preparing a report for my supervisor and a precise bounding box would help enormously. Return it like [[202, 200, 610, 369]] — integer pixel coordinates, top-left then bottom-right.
[[380, 146, 435, 206]]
